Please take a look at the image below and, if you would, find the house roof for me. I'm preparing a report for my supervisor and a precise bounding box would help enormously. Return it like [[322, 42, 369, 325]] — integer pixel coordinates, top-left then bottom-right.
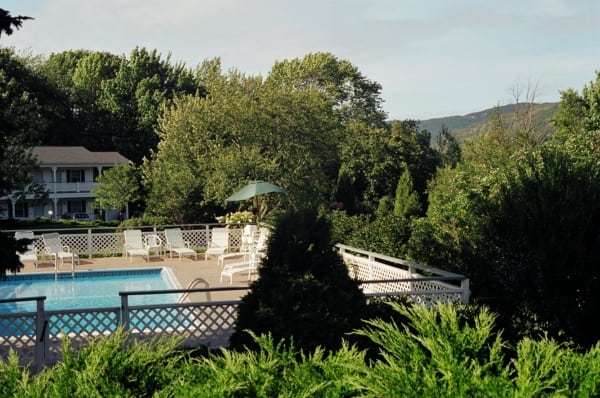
[[32, 146, 130, 166]]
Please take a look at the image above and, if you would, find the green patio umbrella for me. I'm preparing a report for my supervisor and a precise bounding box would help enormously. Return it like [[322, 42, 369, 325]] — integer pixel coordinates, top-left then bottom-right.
[[226, 180, 287, 221], [226, 180, 287, 202]]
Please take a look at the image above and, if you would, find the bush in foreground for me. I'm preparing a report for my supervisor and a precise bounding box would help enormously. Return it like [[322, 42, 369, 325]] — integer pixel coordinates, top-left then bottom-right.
[[2, 304, 600, 397], [229, 208, 367, 353]]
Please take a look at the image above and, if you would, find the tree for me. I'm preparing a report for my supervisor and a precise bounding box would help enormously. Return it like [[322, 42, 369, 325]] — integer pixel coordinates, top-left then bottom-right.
[[435, 124, 462, 168], [143, 62, 340, 222], [266, 52, 387, 127], [98, 48, 200, 163], [92, 163, 140, 219], [229, 208, 367, 353], [0, 10, 35, 275], [0, 8, 32, 37], [393, 169, 421, 219], [0, 48, 50, 199], [554, 71, 600, 139], [408, 72, 600, 346], [38, 50, 122, 149], [488, 146, 600, 346]]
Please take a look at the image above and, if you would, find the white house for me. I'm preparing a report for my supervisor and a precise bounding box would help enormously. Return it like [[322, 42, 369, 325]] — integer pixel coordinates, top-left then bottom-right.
[[0, 146, 130, 221]]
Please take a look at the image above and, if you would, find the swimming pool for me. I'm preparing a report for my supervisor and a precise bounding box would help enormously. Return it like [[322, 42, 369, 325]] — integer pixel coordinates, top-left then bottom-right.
[[0, 268, 180, 314]]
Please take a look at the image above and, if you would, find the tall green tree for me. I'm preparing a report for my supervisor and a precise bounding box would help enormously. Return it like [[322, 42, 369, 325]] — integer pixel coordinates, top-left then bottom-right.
[[393, 168, 421, 219], [338, 120, 440, 214], [554, 71, 600, 139], [266, 52, 387, 127], [435, 124, 462, 168], [37, 48, 202, 163], [487, 146, 600, 346], [92, 163, 141, 219], [0, 11, 36, 275], [98, 48, 200, 163], [230, 208, 367, 353], [143, 62, 340, 222], [34, 50, 118, 147]]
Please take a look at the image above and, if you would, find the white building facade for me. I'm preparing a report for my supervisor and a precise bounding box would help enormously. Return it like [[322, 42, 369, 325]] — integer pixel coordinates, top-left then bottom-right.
[[0, 146, 130, 221]]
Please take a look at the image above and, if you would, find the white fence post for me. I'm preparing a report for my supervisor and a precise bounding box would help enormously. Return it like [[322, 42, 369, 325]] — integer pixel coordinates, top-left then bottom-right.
[[87, 228, 93, 258], [34, 297, 47, 372], [461, 279, 470, 303], [120, 294, 130, 331]]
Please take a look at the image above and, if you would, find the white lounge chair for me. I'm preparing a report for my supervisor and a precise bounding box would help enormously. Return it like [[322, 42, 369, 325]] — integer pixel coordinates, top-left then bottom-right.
[[205, 227, 229, 261], [164, 228, 197, 261], [220, 250, 262, 285], [42, 232, 79, 269], [218, 224, 257, 266], [123, 229, 150, 262], [15, 231, 38, 267], [255, 227, 270, 255]]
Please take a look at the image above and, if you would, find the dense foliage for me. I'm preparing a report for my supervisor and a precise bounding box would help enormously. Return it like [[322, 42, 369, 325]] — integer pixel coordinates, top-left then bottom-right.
[[406, 75, 600, 347], [2, 304, 599, 397]]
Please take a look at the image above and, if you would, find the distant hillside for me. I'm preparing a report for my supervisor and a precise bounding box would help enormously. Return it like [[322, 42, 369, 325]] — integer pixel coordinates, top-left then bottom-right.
[[419, 103, 560, 143]]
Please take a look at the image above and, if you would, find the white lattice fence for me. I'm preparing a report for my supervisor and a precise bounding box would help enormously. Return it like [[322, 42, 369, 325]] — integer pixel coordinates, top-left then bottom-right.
[[0, 314, 37, 367], [19, 226, 230, 258], [127, 301, 239, 348], [45, 308, 120, 364], [338, 244, 469, 304], [343, 253, 413, 294], [92, 233, 124, 255], [227, 228, 242, 250]]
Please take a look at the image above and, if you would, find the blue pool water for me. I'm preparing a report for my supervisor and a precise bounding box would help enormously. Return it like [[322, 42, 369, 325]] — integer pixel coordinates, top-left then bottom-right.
[[0, 268, 180, 314]]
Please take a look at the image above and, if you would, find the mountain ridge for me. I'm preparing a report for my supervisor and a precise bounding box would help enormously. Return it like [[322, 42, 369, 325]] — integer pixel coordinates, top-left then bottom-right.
[[418, 102, 559, 142]]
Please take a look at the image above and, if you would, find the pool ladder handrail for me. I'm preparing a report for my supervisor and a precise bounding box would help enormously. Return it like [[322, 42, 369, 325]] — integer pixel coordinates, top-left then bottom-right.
[[177, 278, 211, 303]]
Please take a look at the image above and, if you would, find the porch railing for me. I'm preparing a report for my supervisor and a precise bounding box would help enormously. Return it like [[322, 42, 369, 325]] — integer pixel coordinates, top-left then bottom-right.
[[42, 181, 97, 194]]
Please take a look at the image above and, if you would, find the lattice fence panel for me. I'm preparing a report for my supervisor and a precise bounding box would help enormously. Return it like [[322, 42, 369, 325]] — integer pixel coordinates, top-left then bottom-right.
[[32, 237, 45, 255], [128, 302, 239, 348], [59, 233, 90, 253], [183, 229, 210, 250], [45, 309, 120, 363], [343, 253, 413, 294], [342, 253, 371, 280], [410, 292, 463, 306], [92, 232, 123, 255], [227, 229, 242, 250], [49, 309, 119, 336], [340, 253, 464, 303], [0, 314, 37, 367]]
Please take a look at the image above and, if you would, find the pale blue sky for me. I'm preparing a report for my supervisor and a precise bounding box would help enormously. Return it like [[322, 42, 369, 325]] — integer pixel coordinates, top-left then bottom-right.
[[2, 0, 599, 120]]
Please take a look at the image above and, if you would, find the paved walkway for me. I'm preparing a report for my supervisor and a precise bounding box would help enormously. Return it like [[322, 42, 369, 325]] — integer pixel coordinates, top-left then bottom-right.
[[17, 252, 253, 302]]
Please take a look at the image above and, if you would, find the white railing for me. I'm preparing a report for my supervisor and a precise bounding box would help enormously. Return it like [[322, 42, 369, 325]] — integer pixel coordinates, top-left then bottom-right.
[[42, 181, 97, 194], [336, 244, 470, 305]]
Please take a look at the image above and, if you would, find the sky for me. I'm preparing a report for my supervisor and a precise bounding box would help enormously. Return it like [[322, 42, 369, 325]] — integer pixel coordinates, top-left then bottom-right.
[[2, 0, 599, 120]]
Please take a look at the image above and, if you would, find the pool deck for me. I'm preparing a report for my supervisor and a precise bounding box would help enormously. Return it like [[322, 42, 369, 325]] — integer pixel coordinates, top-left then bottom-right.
[[16, 252, 253, 302]]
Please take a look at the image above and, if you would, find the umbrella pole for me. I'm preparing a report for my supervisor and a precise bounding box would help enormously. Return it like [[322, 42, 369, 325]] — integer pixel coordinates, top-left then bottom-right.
[[253, 196, 259, 222]]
